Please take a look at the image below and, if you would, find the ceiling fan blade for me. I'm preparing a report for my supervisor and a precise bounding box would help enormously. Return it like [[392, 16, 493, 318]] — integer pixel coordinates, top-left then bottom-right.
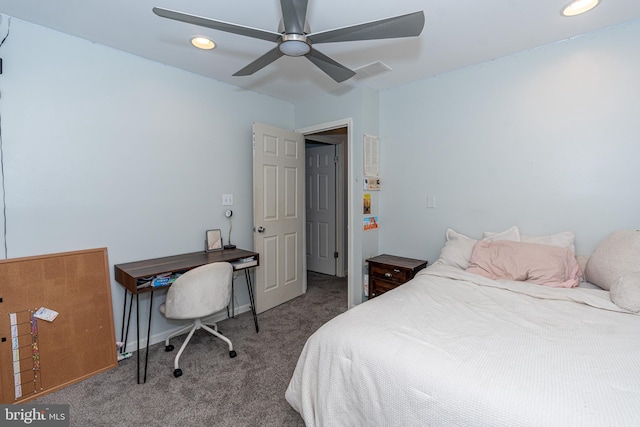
[[280, 0, 308, 34], [233, 47, 284, 76], [153, 7, 281, 43], [305, 49, 356, 83], [308, 11, 425, 44]]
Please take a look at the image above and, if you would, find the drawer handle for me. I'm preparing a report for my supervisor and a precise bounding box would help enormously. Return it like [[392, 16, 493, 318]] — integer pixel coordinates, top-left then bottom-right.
[[385, 272, 392, 278]]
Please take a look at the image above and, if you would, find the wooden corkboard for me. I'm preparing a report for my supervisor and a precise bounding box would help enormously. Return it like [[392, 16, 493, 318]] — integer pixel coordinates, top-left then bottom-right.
[[0, 248, 117, 403]]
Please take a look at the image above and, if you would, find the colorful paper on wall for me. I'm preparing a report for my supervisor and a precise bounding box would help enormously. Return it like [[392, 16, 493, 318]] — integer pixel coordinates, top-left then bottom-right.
[[363, 193, 371, 214], [363, 216, 379, 231]]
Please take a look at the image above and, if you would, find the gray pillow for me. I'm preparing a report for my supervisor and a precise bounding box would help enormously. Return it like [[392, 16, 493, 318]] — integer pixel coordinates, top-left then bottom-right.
[[585, 230, 640, 291], [610, 272, 640, 313]]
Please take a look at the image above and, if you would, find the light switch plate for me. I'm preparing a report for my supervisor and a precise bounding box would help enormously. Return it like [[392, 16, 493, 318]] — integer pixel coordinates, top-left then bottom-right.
[[363, 177, 381, 191], [222, 194, 233, 206]]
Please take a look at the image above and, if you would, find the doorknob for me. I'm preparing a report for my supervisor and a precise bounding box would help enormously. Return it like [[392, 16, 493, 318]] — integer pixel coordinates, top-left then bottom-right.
[[256, 226, 266, 233]]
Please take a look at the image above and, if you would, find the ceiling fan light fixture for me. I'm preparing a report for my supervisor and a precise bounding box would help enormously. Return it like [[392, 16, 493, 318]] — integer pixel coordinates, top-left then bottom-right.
[[278, 34, 310, 57], [561, 0, 600, 17], [190, 36, 215, 50]]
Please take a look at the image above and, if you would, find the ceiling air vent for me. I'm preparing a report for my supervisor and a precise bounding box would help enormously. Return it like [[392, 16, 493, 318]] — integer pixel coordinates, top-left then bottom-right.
[[353, 61, 392, 80]]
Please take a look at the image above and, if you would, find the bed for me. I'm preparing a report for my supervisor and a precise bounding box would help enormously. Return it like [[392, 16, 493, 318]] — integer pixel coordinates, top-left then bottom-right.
[[285, 228, 640, 426]]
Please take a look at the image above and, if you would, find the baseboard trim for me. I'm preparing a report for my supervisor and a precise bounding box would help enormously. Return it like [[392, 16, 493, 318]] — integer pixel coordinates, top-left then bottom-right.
[[121, 302, 253, 353]]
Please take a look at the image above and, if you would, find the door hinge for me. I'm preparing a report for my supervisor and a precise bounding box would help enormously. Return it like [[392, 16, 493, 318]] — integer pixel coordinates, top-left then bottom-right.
[[334, 156, 339, 163], [334, 252, 339, 258]]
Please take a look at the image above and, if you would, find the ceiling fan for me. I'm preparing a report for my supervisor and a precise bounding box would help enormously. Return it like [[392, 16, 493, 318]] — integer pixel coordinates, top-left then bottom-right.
[[153, 0, 425, 83]]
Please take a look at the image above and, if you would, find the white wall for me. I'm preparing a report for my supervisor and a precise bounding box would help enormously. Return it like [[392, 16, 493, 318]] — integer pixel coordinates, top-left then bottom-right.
[[379, 19, 640, 264], [0, 18, 295, 348]]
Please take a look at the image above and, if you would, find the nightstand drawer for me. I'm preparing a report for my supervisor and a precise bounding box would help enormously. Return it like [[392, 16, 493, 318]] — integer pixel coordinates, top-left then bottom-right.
[[369, 278, 398, 298], [369, 264, 411, 284]]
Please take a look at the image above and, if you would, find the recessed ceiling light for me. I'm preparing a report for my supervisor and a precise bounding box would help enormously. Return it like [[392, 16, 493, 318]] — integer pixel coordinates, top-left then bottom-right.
[[190, 36, 215, 50], [561, 0, 600, 17]]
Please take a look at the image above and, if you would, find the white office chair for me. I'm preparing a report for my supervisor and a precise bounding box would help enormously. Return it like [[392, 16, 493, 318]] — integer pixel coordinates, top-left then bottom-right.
[[159, 262, 237, 378]]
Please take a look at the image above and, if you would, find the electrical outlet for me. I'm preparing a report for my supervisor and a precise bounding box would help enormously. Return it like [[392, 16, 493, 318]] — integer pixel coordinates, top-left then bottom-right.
[[222, 194, 233, 206]]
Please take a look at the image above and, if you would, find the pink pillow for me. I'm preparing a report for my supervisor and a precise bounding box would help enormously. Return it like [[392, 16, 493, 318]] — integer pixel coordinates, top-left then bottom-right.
[[466, 240, 581, 288]]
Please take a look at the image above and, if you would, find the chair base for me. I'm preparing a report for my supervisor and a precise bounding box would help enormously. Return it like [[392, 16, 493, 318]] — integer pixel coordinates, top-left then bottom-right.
[[164, 318, 236, 377]]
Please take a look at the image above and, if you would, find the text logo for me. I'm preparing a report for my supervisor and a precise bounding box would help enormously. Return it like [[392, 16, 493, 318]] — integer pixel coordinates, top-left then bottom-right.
[[1, 405, 69, 426]]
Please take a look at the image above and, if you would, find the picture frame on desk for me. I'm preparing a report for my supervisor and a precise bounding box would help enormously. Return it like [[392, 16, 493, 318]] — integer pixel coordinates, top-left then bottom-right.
[[205, 229, 223, 252]]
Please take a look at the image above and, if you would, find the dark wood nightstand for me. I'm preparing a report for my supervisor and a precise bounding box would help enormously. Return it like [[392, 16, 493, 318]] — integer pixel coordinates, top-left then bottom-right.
[[366, 254, 428, 299]]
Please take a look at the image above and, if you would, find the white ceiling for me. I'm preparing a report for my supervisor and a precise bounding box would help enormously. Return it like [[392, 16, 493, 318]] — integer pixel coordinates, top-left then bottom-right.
[[1, 0, 639, 102]]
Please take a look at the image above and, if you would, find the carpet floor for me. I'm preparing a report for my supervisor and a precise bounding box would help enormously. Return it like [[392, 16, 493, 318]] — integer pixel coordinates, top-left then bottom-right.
[[32, 271, 348, 427]]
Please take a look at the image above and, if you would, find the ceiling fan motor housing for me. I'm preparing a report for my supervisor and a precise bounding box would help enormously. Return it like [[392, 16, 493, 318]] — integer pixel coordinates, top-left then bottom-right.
[[279, 34, 311, 56]]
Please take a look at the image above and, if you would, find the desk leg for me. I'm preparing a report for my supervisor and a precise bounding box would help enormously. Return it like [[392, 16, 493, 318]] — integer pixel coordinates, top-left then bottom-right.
[[124, 294, 133, 353], [120, 288, 133, 353], [136, 293, 140, 384], [120, 290, 134, 353], [245, 269, 259, 333], [120, 289, 128, 352], [143, 291, 154, 384], [128, 291, 154, 384]]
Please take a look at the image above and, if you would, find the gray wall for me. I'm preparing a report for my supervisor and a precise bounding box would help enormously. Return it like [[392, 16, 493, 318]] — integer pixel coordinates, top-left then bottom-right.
[[378, 19, 640, 264]]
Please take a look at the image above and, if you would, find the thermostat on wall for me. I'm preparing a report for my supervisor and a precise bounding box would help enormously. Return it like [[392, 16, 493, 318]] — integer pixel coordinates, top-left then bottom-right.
[[364, 177, 381, 191]]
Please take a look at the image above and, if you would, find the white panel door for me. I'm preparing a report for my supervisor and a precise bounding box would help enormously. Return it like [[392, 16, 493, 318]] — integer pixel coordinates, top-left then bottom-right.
[[253, 123, 306, 314], [306, 144, 336, 275]]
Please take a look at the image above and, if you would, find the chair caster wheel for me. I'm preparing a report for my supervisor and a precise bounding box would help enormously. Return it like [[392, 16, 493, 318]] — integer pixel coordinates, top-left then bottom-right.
[[173, 368, 182, 378], [165, 344, 174, 352], [229, 350, 237, 358]]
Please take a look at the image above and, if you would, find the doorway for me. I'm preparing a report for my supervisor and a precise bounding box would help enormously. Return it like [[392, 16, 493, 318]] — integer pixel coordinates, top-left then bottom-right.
[[304, 127, 347, 278]]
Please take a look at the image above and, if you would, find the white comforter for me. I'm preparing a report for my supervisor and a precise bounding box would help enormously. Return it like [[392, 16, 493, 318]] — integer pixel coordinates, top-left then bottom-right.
[[285, 265, 640, 427]]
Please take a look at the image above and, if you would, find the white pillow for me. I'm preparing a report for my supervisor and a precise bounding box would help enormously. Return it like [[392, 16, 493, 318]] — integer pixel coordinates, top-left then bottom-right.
[[610, 272, 640, 312], [484, 226, 521, 243], [435, 226, 520, 270], [484, 230, 576, 254], [434, 229, 478, 270], [521, 231, 576, 254], [575, 255, 589, 282], [585, 230, 640, 291]]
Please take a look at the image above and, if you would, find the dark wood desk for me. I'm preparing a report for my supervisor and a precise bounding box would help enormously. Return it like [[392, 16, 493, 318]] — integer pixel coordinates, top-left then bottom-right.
[[114, 248, 259, 383]]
